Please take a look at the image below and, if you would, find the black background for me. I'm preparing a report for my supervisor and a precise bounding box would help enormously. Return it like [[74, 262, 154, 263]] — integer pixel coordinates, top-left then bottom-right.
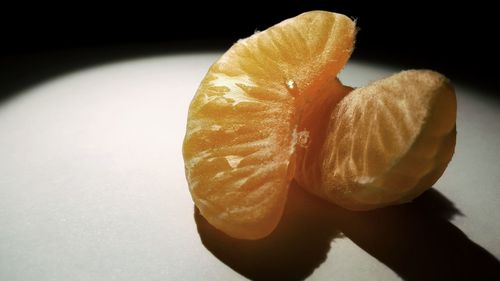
[[0, 1, 497, 101]]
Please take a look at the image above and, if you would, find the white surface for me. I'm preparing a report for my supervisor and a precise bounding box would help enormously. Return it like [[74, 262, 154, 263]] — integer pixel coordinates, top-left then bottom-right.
[[0, 53, 499, 280]]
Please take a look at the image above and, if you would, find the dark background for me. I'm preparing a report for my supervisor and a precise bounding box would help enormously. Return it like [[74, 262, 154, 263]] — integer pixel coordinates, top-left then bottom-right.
[[0, 1, 497, 101]]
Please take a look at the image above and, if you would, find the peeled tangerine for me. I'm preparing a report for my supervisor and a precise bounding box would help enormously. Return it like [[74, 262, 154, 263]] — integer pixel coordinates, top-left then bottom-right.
[[182, 11, 456, 239]]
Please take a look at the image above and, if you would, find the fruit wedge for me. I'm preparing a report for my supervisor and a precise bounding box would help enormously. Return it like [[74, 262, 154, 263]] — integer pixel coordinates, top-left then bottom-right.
[[295, 70, 456, 210], [183, 10, 457, 239], [183, 11, 356, 239]]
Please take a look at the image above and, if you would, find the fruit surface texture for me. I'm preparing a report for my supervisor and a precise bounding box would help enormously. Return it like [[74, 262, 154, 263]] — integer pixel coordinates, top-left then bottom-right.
[[295, 70, 456, 210], [182, 11, 456, 239]]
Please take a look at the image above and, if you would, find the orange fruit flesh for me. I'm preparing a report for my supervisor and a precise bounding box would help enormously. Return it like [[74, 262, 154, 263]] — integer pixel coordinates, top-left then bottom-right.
[[183, 11, 356, 239], [295, 70, 456, 210], [293, 81, 352, 196], [184, 11, 457, 239]]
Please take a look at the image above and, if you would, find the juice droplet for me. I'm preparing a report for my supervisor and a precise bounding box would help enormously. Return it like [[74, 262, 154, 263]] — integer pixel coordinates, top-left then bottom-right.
[[286, 79, 298, 95], [297, 130, 310, 148]]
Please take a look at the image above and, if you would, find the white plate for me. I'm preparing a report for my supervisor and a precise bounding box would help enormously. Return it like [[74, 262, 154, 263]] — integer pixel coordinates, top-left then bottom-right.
[[1, 53, 499, 280]]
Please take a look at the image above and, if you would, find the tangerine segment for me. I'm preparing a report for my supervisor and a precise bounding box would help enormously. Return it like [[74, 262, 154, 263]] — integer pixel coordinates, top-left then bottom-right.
[[183, 11, 356, 239], [296, 70, 456, 210]]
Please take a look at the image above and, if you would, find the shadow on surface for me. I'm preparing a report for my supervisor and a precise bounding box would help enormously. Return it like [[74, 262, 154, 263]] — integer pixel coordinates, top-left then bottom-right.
[[194, 182, 340, 281], [195, 183, 500, 280]]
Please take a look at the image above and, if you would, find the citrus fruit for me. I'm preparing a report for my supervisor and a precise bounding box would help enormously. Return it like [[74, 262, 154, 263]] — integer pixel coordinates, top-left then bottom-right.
[[183, 11, 356, 239], [295, 70, 456, 210], [183, 10, 457, 239]]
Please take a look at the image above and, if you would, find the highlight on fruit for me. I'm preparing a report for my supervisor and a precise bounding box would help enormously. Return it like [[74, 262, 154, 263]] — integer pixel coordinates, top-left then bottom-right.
[[182, 11, 456, 239]]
